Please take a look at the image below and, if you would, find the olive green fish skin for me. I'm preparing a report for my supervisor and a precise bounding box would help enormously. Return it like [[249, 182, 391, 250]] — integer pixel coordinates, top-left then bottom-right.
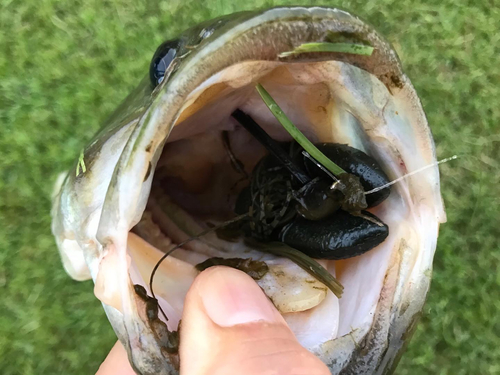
[[51, 6, 443, 375]]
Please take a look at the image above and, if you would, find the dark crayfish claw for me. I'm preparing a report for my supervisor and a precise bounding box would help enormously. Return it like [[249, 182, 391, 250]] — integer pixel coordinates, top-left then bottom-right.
[[278, 211, 389, 260]]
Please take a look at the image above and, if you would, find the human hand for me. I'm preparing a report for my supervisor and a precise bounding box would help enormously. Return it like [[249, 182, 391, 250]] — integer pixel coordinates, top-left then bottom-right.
[[97, 266, 329, 375]]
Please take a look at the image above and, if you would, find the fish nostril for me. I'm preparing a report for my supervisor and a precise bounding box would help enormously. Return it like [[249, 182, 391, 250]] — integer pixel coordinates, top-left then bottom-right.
[[149, 39, 180, 88]]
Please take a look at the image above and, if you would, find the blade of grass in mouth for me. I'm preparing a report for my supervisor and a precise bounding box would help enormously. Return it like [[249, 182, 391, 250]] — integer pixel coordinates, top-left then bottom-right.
[[247, 239, 344, 298], [232, 109, 310, 184], [256, 83, 347, 176], [279, 42, 374, 57]]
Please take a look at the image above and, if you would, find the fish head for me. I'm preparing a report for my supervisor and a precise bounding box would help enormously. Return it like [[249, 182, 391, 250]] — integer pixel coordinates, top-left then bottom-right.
[[52, 7, 445, 374]]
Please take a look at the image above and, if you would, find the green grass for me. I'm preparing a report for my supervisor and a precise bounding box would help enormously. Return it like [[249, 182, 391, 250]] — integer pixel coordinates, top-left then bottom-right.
[[1, 0, 498, 374]]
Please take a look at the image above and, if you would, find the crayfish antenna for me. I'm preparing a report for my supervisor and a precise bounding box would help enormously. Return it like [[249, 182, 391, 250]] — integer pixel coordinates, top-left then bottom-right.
[[148, 213, 249, 321]]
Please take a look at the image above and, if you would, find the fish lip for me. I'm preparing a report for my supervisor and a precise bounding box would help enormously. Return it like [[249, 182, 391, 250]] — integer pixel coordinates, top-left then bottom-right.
[[52, 6, 445, 375]]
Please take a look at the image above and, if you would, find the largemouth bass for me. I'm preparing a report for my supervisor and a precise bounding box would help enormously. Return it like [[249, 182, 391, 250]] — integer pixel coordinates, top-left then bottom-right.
[[51, 6, 445, 374]]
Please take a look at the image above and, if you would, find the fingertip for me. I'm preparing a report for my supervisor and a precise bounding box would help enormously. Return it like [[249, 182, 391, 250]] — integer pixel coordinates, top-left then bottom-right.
[[195, 266, 283, 327], [179, 266, 330, 375]]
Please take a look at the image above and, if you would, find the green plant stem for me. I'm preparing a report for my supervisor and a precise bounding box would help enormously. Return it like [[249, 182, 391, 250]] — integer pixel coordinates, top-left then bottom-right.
[[247, 240, 344, 298], [279, 42, 374, 57], [256, 84, 346, 176]]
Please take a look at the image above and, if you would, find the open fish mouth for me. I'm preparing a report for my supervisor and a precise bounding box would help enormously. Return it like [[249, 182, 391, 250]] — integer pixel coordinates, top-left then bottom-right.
[[51, 6, 446, 375]]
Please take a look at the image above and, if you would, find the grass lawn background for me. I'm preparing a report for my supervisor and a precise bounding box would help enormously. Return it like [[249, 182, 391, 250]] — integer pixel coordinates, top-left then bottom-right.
[[1, 0, 499, 374]]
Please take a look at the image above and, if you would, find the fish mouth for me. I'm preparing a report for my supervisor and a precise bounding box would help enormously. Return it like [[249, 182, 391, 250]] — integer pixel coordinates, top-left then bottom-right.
[[125, 59, 403, 343], [53, 7, 446, 374], [114, 55, 442, 357]]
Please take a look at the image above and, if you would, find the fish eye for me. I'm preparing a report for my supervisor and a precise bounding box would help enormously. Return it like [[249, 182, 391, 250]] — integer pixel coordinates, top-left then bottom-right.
[[149, 40, 179, 87]]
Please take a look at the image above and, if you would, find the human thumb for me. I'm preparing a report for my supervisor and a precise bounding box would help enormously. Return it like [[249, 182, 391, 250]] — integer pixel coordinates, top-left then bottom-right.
[[179, 266, 329, 375]]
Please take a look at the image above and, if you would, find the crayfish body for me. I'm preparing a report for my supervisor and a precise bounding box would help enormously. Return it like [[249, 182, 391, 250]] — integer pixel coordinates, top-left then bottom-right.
[[232, 112, 391, 260]]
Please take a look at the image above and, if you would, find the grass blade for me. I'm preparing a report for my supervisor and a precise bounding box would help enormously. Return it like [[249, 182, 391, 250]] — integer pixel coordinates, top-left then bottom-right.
[[247, 239, 344, 298], [256, 83, 346, 176], [279, 42, 374, 57], [76, 151, 86, 176]]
